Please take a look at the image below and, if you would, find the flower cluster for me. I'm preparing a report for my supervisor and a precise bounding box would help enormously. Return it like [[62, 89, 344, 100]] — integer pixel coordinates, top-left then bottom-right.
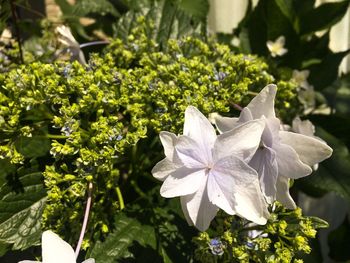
[[152, 84, 332, 231]]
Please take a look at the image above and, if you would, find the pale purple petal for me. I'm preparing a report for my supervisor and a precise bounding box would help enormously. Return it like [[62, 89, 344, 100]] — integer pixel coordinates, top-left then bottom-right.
[[181, 176, 219, 231], [214, 115, 239, 133], [160, 168, 205, 198], [262, 117, 280, 148], [279, 131, 332, 167], [184, 106, 216, 162], [238, 107, 254, 123], [274, 142, 312, 179], [214, 119, 265, 162], [180, 196, 194, 226], [246, 84, 277, 119], [159, 131, 178, 160], [42, 230, 76, 263], [249, 146, 278, 204], [211, 155, 269, 225], [175, 135, 208, 168], [275, 175, 296, 209], [151, 158, 180, 181], [292, 117, 315, 137]]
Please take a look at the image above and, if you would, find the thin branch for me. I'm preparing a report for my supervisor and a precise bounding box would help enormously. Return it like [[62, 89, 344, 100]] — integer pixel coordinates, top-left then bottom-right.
[[75, 182, 93, 259], [9, 0, 24, 63]]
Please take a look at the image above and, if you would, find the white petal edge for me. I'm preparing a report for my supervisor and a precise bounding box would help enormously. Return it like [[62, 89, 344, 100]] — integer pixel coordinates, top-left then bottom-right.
[[246, 84, 277, 119], [214, 115, 239, 133], [159, 131, 178, 160], [42, 230, 76, 263], [82, 259, 95, 263], [214, 119, 265, 162], [183, 106, 216, 162], [211, 155, 269, 225], [160, 168, 205, 198], [151, 158, 180, 181], [275, 175, 296, 209], [279, 131, 332, 167], [175, 135, 208, 168], [274, 142, 312, 179], [181, 176, 219, 231]]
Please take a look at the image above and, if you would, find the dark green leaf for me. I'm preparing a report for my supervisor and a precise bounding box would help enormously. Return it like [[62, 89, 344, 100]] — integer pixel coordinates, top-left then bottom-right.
[[309, 50, 350, 90], [15, 136, 50, 158], [72, 0, 120, 17], [328, 217, 350, 261], [0, 172, 46, 250], [300, 0, 350, 35], [178, 0, 209, 21], [296, 127, 350, 201], [274, 0, 295, 24], [89, 213, 157, 262]]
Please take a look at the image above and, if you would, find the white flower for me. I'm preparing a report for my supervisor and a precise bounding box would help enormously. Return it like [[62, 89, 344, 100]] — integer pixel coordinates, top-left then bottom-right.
[[215, 84, 332, 209], [266, 36, 288, 57], [56, 25, 86, 64], [292, 70, 312, 90], [19, 230, 94, 263], [152, 106, 269, 231]]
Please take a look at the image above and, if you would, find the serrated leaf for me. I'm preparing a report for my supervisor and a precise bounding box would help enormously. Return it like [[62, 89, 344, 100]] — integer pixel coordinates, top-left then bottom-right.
[[300, 0, 350, 35], [89, 213, 156, 262], [0, 172, 46, 251], [72, 0, 120, 17], [178, 0, 209, 21]]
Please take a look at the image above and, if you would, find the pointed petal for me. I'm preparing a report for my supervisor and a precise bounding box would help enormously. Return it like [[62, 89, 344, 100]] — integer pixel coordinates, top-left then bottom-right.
[[292, 117, 315, 137], [159, 131, 178, 160], [42, 230, 76, 263], [214, 115, 239, 133], [151, 158, 180, 181], [249, 147, 278, 204], [274, 142, 312, 179], [214, 119, 265, 162], [262, 117, 280, 148], [184, 106, 216, 161], [246, 84, 277, 119], [160, 168, 205, 198], [211, 155, 269, 225], [180, 196, 194, 226], [279, 131, 332, 167], [181, 176, 219, 231], [175, 136, 208, 168], [276, 175, 296, 209], [238, 107, 254, 123]]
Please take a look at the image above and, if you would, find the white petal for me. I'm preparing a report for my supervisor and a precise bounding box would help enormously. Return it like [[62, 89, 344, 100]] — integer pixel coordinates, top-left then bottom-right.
[[238, 107, 254, 123], [175, 136, 208, 168], [214, 115, 239, 133], [82, 259, 95, 263], [180, 196, 194, 226], [42, 230, 76, 263], [262, 117, 280, 148], [274, 142, 312, 179], [159, 131, 178, 160], [246, 84, 277, 119], [160, 168, 205, 198], [184, 106, 216, 162], [279, 131, 332, 166], [181, 176, 219, 231], [292, 117, 315, 137], [211, 155, 269, 225], [151, 158, 180, 181], [275, 175, 296, 209], [214, 119, 265, 162], [18, 261, 40, 263], [249, 147, 278, 204]]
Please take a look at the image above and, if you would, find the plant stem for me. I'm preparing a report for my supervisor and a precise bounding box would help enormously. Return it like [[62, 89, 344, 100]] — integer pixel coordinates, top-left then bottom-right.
[[116, 186, 125, 210], [79, 41, 110, 49], [75, 182, 93, 259], [9, 0, 24, 63]]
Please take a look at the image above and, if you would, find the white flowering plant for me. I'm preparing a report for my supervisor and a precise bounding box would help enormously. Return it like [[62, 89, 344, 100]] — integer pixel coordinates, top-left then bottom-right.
[[0, 0, 349, 262]]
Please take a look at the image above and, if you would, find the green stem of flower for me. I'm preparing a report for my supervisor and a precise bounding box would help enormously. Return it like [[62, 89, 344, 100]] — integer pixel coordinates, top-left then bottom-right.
[[45, 134, 68, 139], [116, 186, 125, 210], [75, 182, 93, 259]]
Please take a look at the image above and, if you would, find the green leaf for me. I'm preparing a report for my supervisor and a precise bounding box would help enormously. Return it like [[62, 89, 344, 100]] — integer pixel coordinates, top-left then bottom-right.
[[296, 126, 350, 201], [15, 136, 50, 158], [274, 0, 295, 24], [309, 50, 350, 90], [178, 0, 209, 21], [328, 217, 350, 261], [308, 216, 329, 229], [0, 172, 46, 251], [89, 213, 157, 262], [72, 0, 120, 17], [300, 0, 350, 35]]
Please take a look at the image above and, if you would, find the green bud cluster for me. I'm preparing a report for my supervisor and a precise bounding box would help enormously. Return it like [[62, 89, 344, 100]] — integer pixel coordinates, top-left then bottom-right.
[[193, 202, 328, 263], [0, 17, 298, 246]]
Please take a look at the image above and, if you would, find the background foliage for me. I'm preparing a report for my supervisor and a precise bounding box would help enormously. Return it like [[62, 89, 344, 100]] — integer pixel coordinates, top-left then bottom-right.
[[0, 0, 350, 262]]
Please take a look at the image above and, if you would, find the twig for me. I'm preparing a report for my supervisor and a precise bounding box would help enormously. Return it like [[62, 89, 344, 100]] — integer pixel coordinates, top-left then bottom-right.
[[9, 0, 24, 63], [75, 182, 93, 259]]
